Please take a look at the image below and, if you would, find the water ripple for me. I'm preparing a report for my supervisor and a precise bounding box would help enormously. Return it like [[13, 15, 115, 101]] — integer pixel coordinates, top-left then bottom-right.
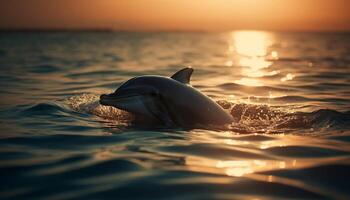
[[1, 32, 350, 200]]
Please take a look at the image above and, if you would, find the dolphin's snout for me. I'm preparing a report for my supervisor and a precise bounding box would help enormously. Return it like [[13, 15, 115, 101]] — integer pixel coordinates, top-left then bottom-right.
[[100, 94, 108, 99], [99, 94, 112, 106]]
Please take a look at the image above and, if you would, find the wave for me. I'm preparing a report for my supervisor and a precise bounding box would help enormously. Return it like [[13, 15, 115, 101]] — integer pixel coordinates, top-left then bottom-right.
[[222, 102, 350, 132], [21, 102, 70, 117], [28, 64, 62, 74], [258, 163, 350, 198], [49, 94, 349, 133], [217, 83, 292, 93], [269, 56, 350, 64]]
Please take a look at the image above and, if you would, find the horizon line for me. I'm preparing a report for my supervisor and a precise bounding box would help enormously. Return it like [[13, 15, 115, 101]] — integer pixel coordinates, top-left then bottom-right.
[[1, 28, 350, 33]]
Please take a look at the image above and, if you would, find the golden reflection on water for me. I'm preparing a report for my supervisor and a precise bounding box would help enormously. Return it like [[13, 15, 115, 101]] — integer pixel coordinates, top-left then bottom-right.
[[184, 132, 347, 180], [271, 50, 279, 60], [232, 31, 271, 57], [235, 78, 263, 87], [228, 31, 283, 87], [185, 156, 300, 178], [281, 73, 295, 82]]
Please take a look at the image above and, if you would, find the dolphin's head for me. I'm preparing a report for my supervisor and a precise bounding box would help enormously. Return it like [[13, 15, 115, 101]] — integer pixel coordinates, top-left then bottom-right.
[[100, 68, 193, 117], [100, 77, 160, 117], [99, 67, 208, 127]]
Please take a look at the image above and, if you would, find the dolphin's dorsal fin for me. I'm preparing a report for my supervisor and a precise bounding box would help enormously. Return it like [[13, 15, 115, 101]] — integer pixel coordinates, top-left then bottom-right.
[[171, 67, 193, 84]]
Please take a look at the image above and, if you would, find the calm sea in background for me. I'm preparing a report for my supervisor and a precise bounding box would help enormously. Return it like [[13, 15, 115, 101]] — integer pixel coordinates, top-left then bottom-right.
[[0, 31, 350, 199]]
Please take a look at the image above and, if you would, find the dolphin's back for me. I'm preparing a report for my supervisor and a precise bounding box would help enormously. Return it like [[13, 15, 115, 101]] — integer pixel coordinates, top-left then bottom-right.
[[143, 76, 233, 127]]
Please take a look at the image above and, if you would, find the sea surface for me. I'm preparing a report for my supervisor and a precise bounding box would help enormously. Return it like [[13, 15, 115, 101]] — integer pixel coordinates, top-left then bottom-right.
[[0, 31, 350, 200]]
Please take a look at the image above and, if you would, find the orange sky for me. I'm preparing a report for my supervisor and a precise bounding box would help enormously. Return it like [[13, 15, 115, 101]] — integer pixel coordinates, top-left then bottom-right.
[[0, 0, 349, 31]]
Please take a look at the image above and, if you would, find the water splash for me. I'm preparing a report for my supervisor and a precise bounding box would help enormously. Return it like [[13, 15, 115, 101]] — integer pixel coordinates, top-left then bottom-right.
[[64, 93, 133, 121], [64, 94, 350, 133]]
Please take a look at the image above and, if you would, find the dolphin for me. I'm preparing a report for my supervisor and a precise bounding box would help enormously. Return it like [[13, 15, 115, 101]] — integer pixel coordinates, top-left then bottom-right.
[[100, 67, 233, 128]]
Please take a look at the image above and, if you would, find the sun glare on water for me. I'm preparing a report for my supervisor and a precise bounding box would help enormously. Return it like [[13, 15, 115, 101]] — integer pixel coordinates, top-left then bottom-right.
[[233, 31, 271, 57], [228, 31, 277, 87], [183, 133, 340, 181]]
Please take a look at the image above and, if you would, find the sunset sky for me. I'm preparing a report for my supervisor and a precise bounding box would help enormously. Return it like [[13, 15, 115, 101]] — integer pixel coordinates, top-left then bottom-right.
[[0, 0, 349, 31]]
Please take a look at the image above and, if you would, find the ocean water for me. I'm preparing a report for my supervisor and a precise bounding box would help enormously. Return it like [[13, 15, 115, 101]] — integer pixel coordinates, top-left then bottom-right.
[[0, 31, 350, 200]]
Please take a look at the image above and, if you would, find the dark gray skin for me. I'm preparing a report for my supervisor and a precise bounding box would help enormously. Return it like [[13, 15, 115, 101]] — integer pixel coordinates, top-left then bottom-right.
[[100, 68, 233, 128]]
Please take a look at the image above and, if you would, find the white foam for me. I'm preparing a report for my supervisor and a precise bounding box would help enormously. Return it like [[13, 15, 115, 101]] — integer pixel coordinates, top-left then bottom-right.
[[64, 93, 133, 120]]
